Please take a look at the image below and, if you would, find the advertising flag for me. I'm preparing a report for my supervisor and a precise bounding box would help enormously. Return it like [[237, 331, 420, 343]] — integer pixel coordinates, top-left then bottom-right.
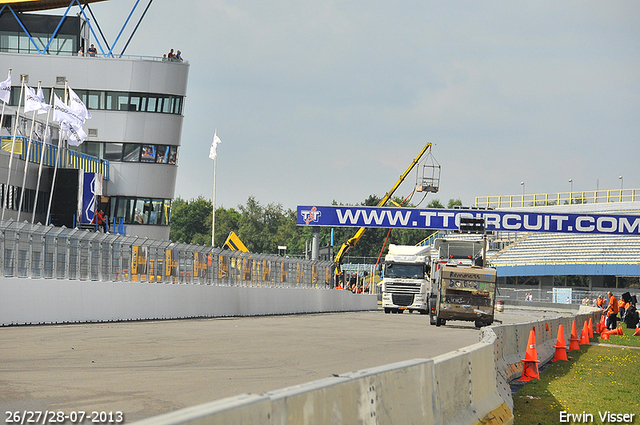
[[209, 130, 221, 160], [67, 122, 87, 146], [23, 85, 46, 113], [68, 86, 91, 120], [0, 73, 10, 104], [53, 94, 83, 128], [36, 86, 50, 114]]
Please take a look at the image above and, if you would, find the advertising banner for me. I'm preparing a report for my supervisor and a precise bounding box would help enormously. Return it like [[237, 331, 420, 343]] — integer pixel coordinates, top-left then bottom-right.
[[297, 205, 640, 235], [81, 172, 102, 224]]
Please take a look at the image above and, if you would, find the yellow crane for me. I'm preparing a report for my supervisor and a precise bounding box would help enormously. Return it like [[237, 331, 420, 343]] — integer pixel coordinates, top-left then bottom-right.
[[333, 143, 440, 284]]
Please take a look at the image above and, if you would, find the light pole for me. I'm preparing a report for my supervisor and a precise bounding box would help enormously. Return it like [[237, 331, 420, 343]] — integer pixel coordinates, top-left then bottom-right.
[[568, 178, 573, 193], [520, 181, 525, 206], [619, 176, 623, 202]]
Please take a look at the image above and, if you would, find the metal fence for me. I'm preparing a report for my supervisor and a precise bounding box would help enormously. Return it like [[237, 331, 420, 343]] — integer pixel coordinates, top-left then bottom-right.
[[0, 219, 333, 287]]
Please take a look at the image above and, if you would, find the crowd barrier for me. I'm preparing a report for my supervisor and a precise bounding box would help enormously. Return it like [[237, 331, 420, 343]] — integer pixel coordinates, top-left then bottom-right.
[[130, 306, 602, 425]]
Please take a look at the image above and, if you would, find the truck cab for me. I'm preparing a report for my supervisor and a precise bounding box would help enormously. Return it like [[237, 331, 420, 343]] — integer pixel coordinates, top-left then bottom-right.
[[380, 244, 431, 314]]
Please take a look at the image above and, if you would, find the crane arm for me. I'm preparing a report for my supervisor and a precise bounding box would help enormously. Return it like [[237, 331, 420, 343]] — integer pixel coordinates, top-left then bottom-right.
[[333, 143, 433, 277]]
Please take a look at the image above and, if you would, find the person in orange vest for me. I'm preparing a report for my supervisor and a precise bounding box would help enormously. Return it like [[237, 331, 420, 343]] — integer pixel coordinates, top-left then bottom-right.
[[618, 298, 627, 320], [606, 291, 619, 330]]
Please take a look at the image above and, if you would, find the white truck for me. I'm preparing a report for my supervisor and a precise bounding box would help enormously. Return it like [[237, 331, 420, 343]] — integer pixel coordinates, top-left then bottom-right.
[[428, 238, 497, 328], [380, 244, 431, 314]]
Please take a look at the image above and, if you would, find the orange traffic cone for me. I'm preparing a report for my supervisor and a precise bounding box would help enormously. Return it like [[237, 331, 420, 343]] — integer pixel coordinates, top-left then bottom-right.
[[588, 318, 594, 338], [569, 321, 581, 351], [633, 327, 640, 337], [597, 314, 606, 334], [553, 324, 568, 362], [601, 327, 623, 338], [518, 329, 540, 381], [580, 321, 590, 345]]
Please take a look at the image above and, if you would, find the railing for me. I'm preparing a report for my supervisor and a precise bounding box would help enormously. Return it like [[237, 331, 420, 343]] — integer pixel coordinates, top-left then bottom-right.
[[475, 189, 638, 208], [1, 136, 109, 180], [0, 220, 332, 287]]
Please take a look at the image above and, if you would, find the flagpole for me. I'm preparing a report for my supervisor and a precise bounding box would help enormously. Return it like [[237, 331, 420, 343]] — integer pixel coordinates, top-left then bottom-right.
[[32, 87, 55, 223], [0, 69, 10, 139], [46, 113, 65, 226], [2, 75, 25, 222], [211, 130, 217, 246], [17, 81, 42, 222]]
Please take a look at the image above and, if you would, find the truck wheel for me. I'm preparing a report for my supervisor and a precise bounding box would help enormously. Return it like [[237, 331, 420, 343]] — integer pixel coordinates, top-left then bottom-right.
[[397, 309, 404, 314], [419, 310, 427, 315], [384, 308, 391, 314], [430, 314, 436, 325], [475, 321, 483, 328], [436, 318, 446, 326]]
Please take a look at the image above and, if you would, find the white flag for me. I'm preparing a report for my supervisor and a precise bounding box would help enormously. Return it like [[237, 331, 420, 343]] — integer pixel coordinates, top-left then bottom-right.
[[53, 94, 83, 128], [36, 86, 50, 114], [66, 122, 87, 146], [209, 130, 222, 160], [0, 73, 10, 104], [68, 87, 91, 120], [24, 85, 47, 113]]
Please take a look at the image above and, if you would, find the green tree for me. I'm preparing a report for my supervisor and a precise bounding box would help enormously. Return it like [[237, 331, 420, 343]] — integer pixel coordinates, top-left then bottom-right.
[[169, 197, 212, 244], [447, 198, 462, 208]]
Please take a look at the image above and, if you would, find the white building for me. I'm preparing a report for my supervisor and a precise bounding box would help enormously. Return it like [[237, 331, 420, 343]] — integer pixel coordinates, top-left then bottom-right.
[[0, 0, 189, 240]]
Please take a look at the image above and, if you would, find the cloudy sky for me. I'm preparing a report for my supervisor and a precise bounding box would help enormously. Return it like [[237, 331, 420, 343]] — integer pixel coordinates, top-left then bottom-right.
[[89, 0, 638, 211]]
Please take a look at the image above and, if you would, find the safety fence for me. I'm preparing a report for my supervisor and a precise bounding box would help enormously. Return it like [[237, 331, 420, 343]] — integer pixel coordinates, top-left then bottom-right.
[[0, 219, 333, 288]]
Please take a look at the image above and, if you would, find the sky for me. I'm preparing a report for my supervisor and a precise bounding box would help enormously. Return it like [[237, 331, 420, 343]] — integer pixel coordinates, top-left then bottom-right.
[[75, 1, 640, 211]]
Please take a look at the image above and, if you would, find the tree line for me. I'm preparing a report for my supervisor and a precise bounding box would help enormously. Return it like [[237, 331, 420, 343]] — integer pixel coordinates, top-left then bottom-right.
[[169, 195, 462, 260]]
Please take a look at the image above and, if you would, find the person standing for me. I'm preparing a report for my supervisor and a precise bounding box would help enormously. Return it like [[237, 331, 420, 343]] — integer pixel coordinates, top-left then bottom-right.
[[606, 291, 619, 330], [87, 44, 97, 57], [92, 209, 107, 233]]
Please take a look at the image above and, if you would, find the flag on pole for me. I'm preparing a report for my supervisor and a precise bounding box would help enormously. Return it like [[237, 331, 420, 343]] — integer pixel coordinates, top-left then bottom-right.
[[209, 130, 221, 160], [53, 94, 83, 128], [24, 85, 49, 114], [36, 86, 50, 114], [68, 86, 91, 120], [66, 122, 87, 146], [0, 73, 10, 104]]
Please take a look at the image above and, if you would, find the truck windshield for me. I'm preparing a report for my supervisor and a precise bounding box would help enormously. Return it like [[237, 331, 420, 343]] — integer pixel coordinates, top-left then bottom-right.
[[385, 263, 424, 279]]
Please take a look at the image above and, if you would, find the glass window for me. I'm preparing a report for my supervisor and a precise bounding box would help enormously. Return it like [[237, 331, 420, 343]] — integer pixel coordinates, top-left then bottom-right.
[[140, 144, 156, 162], [174, 97, 183, 114], [162, 200, 171, 225], [79, 141, 101, 158], [149, 199, 164, 225], [114, 197, 135, 224], [156, 145, 168, 163], [167, 146, 178, 165], [104, 143, 123, 161], [129, 95, 142, 112], [123, 144, 141, 162], [162, 96, 171, 113], [146, 96, 158, 112], [86, 90, 103, 110], [133, 198, 150, 224]]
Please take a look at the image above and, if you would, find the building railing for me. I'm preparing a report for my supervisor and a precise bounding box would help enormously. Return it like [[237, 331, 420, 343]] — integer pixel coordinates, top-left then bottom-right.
[[475, 188, 638, 209], [0, 220, 333, 287], [1, 136, 109, 180]]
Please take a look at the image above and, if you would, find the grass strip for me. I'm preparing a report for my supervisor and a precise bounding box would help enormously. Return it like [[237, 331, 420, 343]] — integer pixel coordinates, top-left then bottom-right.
[[513, 327, 640, 424]]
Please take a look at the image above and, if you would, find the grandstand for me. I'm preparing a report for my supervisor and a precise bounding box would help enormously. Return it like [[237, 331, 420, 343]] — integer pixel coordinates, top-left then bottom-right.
[[445, 194, 640, 293]]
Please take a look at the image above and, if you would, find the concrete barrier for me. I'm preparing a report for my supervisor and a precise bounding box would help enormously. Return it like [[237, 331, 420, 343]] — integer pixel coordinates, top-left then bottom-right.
[[129, 306, 603, 425], [0, 277, 377, 326]]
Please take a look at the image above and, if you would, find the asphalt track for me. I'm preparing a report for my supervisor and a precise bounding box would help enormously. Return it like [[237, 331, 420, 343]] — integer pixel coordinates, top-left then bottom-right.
[[0, 308, 562, 423]]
